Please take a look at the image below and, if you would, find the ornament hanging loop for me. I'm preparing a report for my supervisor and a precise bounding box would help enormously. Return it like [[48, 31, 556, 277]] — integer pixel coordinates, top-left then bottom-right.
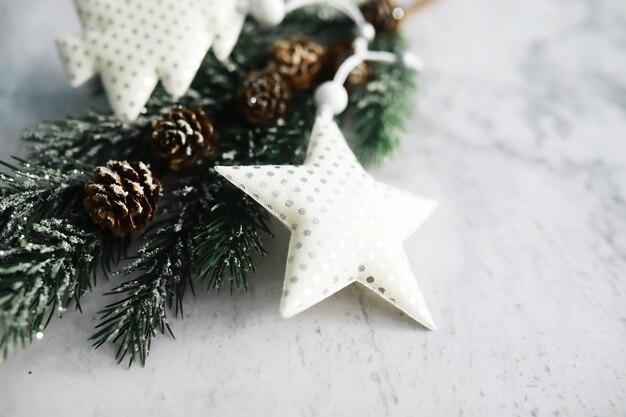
[[282, 0, 426, 117]]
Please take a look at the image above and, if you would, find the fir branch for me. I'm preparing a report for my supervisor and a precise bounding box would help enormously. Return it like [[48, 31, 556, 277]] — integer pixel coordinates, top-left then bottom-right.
[[91, 168, 271, 366], [193, 179, 271, 291], [0, 219, 102, 358], [23, 113, 150, 170], [345, 34, 418, 166], [90, 184, 200, 366], [0, 158, 89, 245]]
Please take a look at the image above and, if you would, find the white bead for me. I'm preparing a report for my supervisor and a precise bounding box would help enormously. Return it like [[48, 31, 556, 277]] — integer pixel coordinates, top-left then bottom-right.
[[315, 82, 349, 116], [249, 0, 285, 27], [399, 51, 424, 71], [356, 23, 376, 41]]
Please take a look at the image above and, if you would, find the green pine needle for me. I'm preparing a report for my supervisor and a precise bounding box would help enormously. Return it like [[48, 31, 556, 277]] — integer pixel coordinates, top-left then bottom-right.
[[345, 33, 418, 166], [90, 183, 199, 366], [193, 181, 271, 292], [0, 220, 102, 358], [0, 158, 89, 245]]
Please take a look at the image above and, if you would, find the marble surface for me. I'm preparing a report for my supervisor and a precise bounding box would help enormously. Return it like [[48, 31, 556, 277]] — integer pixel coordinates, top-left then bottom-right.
[[1, 0, 625, 416]]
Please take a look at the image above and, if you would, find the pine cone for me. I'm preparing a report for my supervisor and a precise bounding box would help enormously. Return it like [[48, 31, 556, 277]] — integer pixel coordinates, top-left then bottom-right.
[[152, 107, 217, 171], [84, 161, 162, 238], [238, 69, 291, 126], [271, 37, 325, 90], [360, 0, 404, 33], [325, 40, 370, 89]]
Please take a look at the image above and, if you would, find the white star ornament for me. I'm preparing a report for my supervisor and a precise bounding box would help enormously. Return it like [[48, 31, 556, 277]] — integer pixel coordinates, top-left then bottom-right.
[[215, 116, 438, 329]]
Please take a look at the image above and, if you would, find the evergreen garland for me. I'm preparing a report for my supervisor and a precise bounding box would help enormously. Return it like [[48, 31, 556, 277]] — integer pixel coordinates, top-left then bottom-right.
[[0, 11, 418, 365]]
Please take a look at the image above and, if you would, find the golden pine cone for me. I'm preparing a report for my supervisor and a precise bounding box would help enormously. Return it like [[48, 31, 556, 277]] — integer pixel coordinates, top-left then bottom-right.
[[152, 107, 217, 171], [271, 37, 325, 90], [325, 40, 370, 89], [238, 69, 291, 126], [83, 161, 162, 238]]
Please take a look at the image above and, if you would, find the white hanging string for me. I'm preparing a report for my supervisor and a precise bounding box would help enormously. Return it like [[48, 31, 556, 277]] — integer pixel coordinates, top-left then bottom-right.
[[282, 0, 424, 116], [332, 53, 366, 86], [333, 49, 423, 85]]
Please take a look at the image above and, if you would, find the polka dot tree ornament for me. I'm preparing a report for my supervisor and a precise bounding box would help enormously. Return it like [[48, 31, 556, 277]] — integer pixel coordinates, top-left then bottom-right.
[[56, 0, 285, 121], [215, 116, 438, 328]]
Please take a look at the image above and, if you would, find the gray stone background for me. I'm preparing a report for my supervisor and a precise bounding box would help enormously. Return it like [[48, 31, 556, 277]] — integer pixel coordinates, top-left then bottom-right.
[[1, 0, 625, 416]]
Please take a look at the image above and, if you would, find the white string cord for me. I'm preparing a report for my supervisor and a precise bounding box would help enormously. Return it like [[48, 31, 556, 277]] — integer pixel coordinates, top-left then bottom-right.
[[282, 0, 424, 118], [334, 50, 423, 87], [333, 53, 366, 85]]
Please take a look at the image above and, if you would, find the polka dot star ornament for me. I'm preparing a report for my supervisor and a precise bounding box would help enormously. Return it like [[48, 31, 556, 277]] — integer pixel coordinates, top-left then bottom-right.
[[215, 87, 437, 328], [56, 0, 285, 121]]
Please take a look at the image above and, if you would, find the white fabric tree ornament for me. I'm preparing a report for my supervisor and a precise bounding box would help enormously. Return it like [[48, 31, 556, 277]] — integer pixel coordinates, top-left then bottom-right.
[[56, 0, 285, 121], [215, 116, 437, 329]]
